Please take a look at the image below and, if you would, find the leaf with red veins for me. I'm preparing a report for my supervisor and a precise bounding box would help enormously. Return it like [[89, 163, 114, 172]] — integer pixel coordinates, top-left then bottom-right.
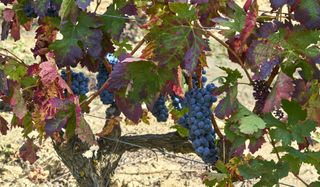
[[115, 95, 143, 123], [10, 85, 27, 119], [27, 64, 40, 76], [239, 2, 257, 46], [0, 115, 9, 135], [248, 136, 266, 154], [263, 73, 294, 113], [165, 66, 184, 97], [19, 139, 39, 164], [3, 8, 15, 21], [39, 61, 59, 84]]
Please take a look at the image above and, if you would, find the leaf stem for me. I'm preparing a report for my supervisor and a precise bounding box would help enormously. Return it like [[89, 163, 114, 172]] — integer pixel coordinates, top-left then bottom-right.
[[0, 51, 28, 68], [266, 65, 279, 87], [66, 66, 72, 97], [206, 32, 253, 85]]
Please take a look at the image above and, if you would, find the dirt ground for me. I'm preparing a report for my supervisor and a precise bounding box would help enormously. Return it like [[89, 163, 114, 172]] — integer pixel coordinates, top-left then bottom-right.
[[1, 0, 319, 187]]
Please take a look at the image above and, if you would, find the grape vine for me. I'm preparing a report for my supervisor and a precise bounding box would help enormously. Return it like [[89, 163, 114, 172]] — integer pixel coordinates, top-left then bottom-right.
[[0, 0, 319, 186]]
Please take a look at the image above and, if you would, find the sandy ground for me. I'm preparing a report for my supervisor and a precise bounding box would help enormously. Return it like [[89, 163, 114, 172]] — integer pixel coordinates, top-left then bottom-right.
[[1, 0, 319, 187]]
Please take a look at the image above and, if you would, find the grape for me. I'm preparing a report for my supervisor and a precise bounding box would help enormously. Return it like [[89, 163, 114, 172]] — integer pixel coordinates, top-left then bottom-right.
[[105, 53, 119, 65], [151, 95, 169, 122], [46, 0, 59, 17], [178, 83, 218, 164], [253, 80, 270, 113], [97, 54, 119, 104], [170, 94, 184, 110], [273, 109, 284, 119], [192, 70, 207, 88], [23, 3, 37, 18], [61, 71, 89, 95]]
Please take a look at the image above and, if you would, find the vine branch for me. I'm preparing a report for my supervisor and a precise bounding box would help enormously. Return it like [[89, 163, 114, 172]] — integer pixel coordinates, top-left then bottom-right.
[[206, 32, 253, 85], [130, 37, 145, 55]]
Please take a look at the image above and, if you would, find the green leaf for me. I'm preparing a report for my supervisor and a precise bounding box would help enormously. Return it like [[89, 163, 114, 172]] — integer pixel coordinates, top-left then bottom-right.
[[59, 0, 78, 21], [229, 104, 266, 135], [168, 2, 196, 20], [218, 67, 243, 85], [1, 60, 27, 81], [171, 125, 188, 138], [282, 100, 307, 125]]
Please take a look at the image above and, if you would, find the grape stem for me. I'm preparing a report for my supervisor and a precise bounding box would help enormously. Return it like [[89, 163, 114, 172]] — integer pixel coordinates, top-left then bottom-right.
[[266, 65, 279, 87], [210, 113, 223, 140], [66, 66, 72, 96], [206, 32, 254, 85], [81, 79, 108, 107]]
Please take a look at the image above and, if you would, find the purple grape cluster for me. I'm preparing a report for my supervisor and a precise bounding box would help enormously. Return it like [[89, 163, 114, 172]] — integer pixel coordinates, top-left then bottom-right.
[[23, 0, 59, 18], [61, 71, 89, 95], [151, 94, 169, 122], [253, 80, 271, 113], [192, 70, 207, 87], [170, 94, 184, 110], [178, 83, 218, 164], [96, 53, 119, 104]]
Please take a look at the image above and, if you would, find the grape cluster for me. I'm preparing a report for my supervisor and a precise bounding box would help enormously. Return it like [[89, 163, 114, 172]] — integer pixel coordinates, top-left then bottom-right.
[[23, 3, 37, 18], [96, 54, 119, 104], [192, 70, 207, 88], [61, 71, 89, 95], [151, 95, 169, 122], [23, 0, 59, 18], [253, 80, 270, 113], [178, 83, 218, 164], [46, 1, 59, 17], [105, 53, 119, 65], [273, 109, 284, 119], [170, 94, 184, 110]]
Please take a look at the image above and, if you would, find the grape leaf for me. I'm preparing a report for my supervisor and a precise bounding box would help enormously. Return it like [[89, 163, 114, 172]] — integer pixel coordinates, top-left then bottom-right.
[[294, 0, 320, 29], [263, 73, 294, 113], [246, 40, 281, 80], [214, 86, 238, 119], [0, 115, 9, 135], [76, 0, 93, 10], [108, 57, 172, 103], [282, 100, 307, 125], [115, 95, 143, 123], [19, 139, 39, 164], [50, 13, 102, 68], [306, 91, 320, 125], [10, 85, 27, 120], [168, 2, 197, 20], [239, 159, 289, 186], [101, 0, 128, 40], [2, 60, 27, 81], [59, 0, 79, 21], [229, 104, 266, 135], [239, 1, 257, 45], [248, 136, 266, 154], [75, 116, 97, 145], [146, 15, 207, 73]]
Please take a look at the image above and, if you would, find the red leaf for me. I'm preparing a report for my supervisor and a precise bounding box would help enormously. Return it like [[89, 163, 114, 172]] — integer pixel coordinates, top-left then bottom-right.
[[115, 95, 142, 123], [19, 139, 39, 164], [10, 85, 27, 119], [243, 0, 253, 12], [240, 1, 258, 46], [11, 16, 20, 41], [263, 73, 294, 113], [248, 136, 266, 153], [165, 66, 184, 97], [39, 61, 59, 84], [3, 8, 15, 22], [0, 115, 9, 135]]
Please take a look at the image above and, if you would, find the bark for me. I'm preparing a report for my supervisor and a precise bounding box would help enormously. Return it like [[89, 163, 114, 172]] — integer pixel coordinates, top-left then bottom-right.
[[53, 119, 193, 187]]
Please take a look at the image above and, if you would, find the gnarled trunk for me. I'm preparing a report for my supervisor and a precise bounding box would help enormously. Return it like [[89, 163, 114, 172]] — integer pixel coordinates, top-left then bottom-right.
[[53, 120, 193, 187]]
